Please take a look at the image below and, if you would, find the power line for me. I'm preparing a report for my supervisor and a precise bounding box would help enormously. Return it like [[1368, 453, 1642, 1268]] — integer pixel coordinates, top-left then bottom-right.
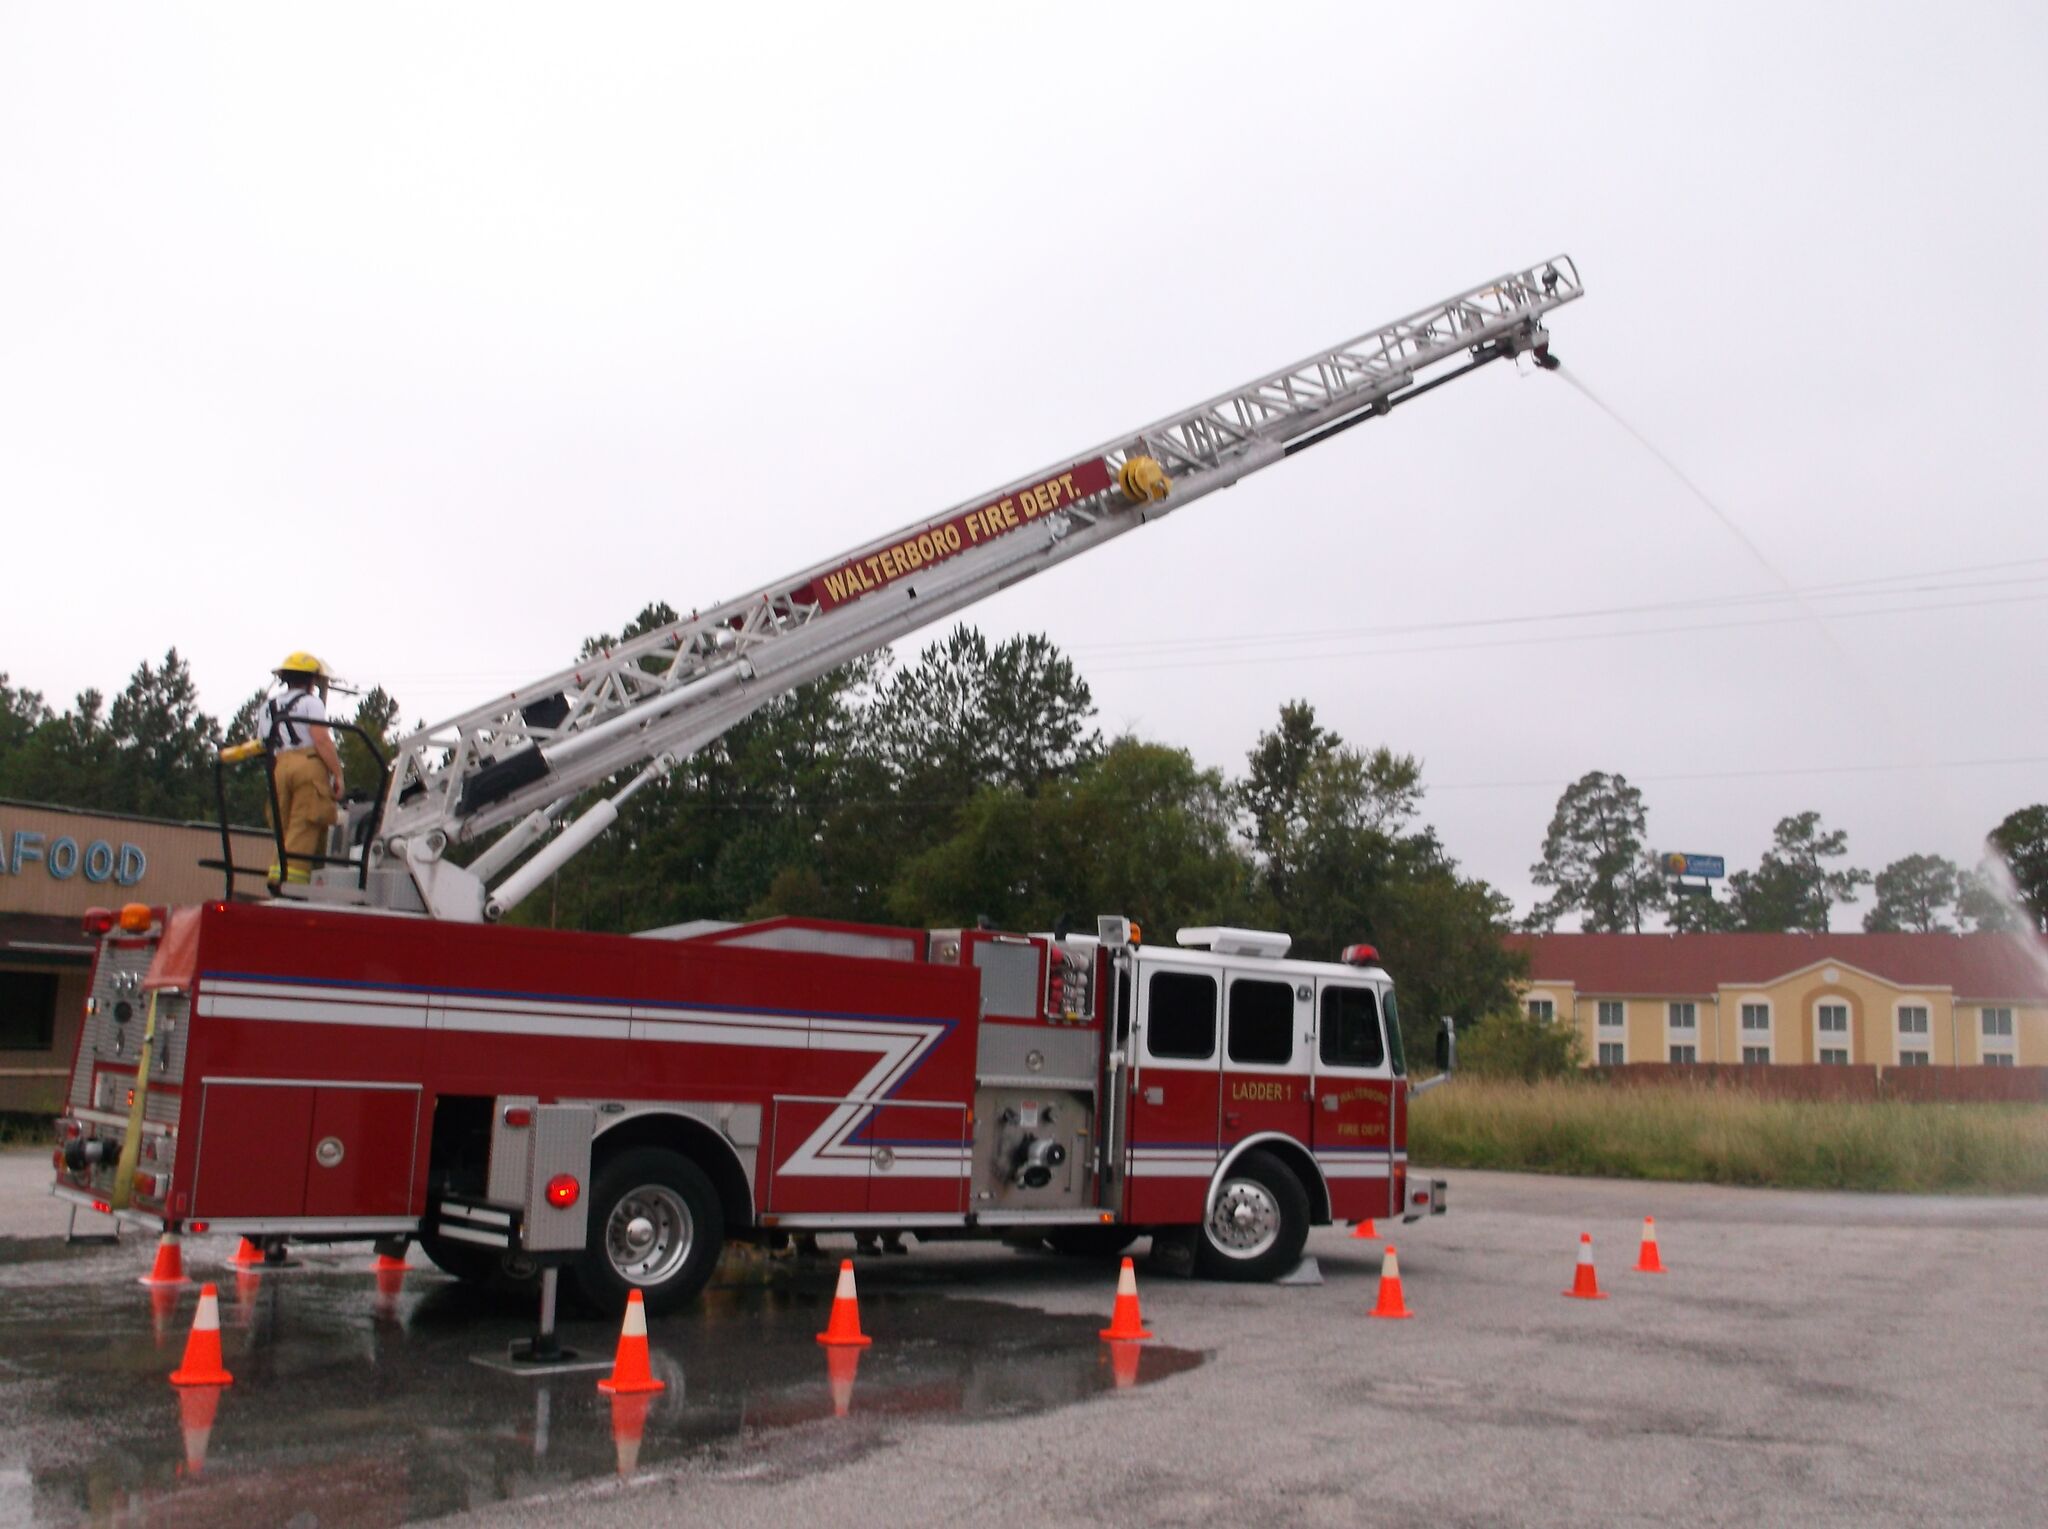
[[1081, 591, 2048, 674]]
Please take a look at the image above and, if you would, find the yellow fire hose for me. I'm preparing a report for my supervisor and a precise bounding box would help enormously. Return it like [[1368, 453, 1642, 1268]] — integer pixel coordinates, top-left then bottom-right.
[[108, 990, 160, 1213]]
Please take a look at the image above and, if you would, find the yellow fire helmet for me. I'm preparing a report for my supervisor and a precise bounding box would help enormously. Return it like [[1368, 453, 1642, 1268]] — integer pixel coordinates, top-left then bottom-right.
[[274, 651, 331, 680]]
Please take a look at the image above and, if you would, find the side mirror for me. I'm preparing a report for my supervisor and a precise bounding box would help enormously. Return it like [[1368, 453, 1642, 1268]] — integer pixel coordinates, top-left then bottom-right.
[[1434, 1017, 1457, 1074]]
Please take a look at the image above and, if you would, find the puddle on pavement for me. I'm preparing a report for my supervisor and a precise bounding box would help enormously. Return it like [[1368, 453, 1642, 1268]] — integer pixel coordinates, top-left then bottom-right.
[[0, 1253, 1203, 1524]]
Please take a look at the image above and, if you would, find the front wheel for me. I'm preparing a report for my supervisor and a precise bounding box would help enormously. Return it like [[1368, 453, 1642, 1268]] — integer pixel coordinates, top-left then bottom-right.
[[570, 1148, 724, 1317], [1196, 1149, 1309, 1282]]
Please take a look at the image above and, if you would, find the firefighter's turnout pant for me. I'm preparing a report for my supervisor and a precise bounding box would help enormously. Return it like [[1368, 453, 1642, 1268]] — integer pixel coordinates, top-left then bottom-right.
[[267, 748, 338, 884]]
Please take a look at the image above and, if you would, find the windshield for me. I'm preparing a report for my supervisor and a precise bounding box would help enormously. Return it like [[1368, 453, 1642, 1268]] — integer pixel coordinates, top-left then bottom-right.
[[1384, 985, 1406, 1076]]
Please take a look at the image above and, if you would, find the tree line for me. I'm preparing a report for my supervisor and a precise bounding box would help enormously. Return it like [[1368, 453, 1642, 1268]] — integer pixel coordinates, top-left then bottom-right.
[[0, 620, 1524, 1058], [1525, 770, 2047, 935]]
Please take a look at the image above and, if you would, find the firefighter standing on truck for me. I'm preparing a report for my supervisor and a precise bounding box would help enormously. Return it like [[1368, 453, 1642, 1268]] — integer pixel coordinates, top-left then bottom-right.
[[259, 652, 345, 888]]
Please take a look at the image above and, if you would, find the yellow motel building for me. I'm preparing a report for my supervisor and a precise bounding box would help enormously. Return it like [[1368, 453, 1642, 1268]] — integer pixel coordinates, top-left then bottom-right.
[[1503, 933, 2048, 1068]]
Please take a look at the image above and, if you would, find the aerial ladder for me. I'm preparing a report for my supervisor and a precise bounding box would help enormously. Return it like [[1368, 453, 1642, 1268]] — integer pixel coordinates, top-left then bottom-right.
[[318, 258, 1582, 922]]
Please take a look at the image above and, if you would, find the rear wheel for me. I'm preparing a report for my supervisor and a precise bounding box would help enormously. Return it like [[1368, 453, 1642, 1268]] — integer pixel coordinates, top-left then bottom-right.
[[571, 1148, 724, 1317], [1195, 1149, 1309, 1282]]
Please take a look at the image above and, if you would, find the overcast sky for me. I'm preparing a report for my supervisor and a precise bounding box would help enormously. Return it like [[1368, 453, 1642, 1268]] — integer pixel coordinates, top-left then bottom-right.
[[4, 3, 2044, 926]]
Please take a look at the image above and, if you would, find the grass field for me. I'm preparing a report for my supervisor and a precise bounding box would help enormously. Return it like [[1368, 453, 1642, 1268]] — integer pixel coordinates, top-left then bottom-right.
[[1411, 1078, 2048, 1193]]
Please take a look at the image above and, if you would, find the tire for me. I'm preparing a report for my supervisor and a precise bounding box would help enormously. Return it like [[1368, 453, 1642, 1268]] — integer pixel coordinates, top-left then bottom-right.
[[1195, 1149, 1309, 1282], [571, 1147, 724, 1318], [1043, 1226, 1139, 1260]]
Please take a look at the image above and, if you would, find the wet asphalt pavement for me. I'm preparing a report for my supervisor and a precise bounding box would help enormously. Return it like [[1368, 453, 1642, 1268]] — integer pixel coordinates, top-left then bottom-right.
[[7, 1149, 2048, 1527], [0, 1230, 1199, 1525]]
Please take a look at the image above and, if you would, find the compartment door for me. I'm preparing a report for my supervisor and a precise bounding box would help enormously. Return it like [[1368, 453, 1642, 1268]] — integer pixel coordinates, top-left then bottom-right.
[[304, 1085, 422, 1218], [191, 1082, 316, 1218]]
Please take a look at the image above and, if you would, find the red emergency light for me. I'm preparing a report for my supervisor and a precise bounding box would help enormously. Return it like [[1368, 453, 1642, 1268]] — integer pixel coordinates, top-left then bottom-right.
[[1341, 944, 1381, 966], [82, 908, 115, 936]]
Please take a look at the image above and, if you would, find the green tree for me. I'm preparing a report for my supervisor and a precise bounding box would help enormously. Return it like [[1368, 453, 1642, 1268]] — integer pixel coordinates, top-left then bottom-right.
[[1459, 1008, 1584, 1081], [104, 649, 224, 819], [1863, 853, 1962, 933], [1526, 771, 1663, 933], [1371, 872, 1527, 1058], [868, 626, 1101, 812], [886, 738, 1258, 935], [1732, 812, 1869, 933], [1239, 700, 1341, 905], [1666, 885, 1738, 932], [1985, 805, 2048, 932]]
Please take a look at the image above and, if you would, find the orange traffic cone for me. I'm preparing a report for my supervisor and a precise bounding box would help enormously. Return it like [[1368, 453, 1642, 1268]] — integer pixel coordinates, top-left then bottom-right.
[[1099, 1256, 1154, 1341], [138, 1231, 190, 1288], [169, 1283, 234, 1386], [609, 1391, 654, 1478], [816, 1260, 874, 1348], [1564, 1232, 1608, 1300], [176, 1383, 222, 1477], [1104, 1340, 1143, 1390], [1369, 1244, 1413, 1319], [597, 1289, 667, 1395], [1635, 1217, 1666, 1274], [1350, 1219, 1379, 1241], [229, 1237, 265, 1269], [825, 1345, 861, 1417]]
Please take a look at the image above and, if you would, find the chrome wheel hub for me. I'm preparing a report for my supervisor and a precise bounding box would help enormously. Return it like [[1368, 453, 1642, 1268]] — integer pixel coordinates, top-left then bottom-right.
[[1207, 1177, 1281, 1259], [605, 1185, 693, 1286]]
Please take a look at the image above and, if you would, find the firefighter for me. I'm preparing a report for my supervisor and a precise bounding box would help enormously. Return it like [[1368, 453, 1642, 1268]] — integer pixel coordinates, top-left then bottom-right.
[[259, 652, 346, 887]]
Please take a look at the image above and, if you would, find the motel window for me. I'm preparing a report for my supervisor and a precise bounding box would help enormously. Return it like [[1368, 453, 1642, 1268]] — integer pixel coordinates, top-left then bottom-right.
[[1982, 1007, 2014, 1039], [1740, 1003, 1770, 1031], [1668, 1002, 1697, 1031], [1985, 1053, 2015, 1068], [1227, 979, 1295, 1067], [1527, 998, 1555, 1023], [1597, 1042, 1625, 1066], [1145, 972, 1217, 1061], [1597, 1001, 1624, 1029], [1899, 1051, 1930, 1067], [1820, 1048, 1849, 1066], [1742, 1045, 1771, 1065], [1817, 1003, 1849, 1034], [1898, 1006, 1929, 1036], [1319, 985, 1386, 1070], [1669, 1044, 1697, 1064], [0, 971, 59, 1052]]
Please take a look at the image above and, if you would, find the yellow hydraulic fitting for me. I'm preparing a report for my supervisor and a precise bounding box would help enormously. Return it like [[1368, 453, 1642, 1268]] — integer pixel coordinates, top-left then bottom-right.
[[1118, 455, 1171, 504]]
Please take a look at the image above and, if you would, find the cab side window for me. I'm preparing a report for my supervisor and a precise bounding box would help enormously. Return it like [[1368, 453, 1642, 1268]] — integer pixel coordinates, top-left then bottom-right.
[[1146, 971, 1217, 1060], [1319, 985, 1386, 1069], [1228, 979, 1295, 1066]]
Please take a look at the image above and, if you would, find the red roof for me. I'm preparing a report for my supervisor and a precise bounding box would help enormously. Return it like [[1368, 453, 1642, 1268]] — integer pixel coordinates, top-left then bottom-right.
[[1503, 932, 2048, 1002]]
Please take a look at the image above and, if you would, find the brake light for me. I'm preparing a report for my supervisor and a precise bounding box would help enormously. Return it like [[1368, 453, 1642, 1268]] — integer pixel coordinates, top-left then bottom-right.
[[82, 907, 116, 936], [118, 903, 154, 933], [545, 1174, 580, 1208], [92, 1200, 111, 1214], [502, 1107, 533, 1128], [188, 1221, 208, 1234]]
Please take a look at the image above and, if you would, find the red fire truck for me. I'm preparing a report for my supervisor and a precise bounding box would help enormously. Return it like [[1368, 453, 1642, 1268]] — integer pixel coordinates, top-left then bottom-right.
[[51, 260, 1581, 1313]]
